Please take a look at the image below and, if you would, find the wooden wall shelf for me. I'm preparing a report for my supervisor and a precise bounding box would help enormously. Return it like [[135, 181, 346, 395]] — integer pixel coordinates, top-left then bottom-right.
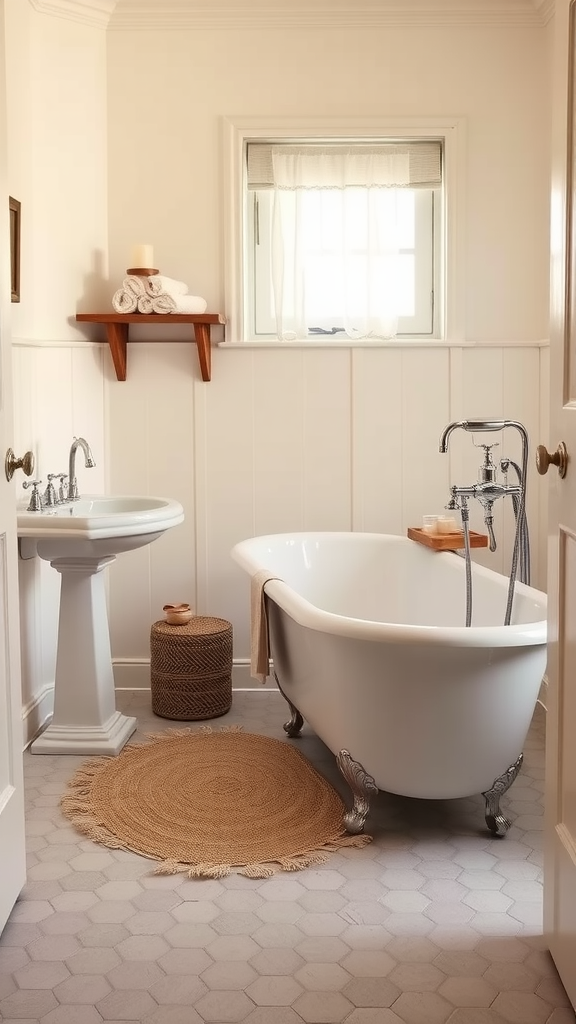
[[75, 313, 226, 382]]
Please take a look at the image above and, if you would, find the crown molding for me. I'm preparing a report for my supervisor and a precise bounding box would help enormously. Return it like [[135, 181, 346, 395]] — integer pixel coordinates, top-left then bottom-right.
[[26, 0, 555, 29], [108, 0, 553, 31], [533, 0, 555, 23], [28, 0, 118, 28]]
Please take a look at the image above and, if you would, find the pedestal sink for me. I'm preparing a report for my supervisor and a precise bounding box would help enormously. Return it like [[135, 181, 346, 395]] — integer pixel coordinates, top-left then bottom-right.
[[18, 495, 184, 756]]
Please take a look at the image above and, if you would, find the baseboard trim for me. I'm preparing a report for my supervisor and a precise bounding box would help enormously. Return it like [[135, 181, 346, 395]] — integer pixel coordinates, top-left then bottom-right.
[[22, 664, 546, 750], [112, 658, 279, 692], [20, 661, 277, 751], [110, 661, 552, 706], [22, 683, 54, 750]]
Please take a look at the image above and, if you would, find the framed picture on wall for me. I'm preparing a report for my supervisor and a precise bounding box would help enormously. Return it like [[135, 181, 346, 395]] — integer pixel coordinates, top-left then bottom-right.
[[9, 196, 20, 303]]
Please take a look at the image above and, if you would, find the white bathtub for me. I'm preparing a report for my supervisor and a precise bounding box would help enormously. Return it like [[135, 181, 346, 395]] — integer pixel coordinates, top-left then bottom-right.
[[232, 532, 547, 835]]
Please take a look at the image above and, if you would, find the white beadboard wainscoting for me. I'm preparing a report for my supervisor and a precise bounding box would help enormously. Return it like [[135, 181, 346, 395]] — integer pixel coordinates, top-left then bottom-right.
[[107, 340, 550, 691], [13, 338, 550, 743]]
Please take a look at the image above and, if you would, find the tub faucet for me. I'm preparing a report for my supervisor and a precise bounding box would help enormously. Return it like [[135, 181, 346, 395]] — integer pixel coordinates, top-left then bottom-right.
[[439, 420, 528, 533], [438, 419, 529, 502], [449, 442, 521, 512], [68, 437, 95, 500], [438, 418, 532, 625]]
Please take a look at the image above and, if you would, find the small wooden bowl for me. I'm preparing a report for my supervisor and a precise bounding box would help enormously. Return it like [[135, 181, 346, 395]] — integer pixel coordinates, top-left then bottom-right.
[[126, 267, 159, 276], [163, 603, 193, 626]]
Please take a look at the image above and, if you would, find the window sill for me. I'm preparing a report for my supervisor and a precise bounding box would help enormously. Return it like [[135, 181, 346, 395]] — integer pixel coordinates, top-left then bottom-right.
[[218, 338, 550, 349]]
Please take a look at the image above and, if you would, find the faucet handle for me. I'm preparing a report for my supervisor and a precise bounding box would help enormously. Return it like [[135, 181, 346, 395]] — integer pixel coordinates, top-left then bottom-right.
[[476, 442, 499, 485], [53, 473, 68, 503], [43, 475, 58, 507], [22, 479, 43, 511]]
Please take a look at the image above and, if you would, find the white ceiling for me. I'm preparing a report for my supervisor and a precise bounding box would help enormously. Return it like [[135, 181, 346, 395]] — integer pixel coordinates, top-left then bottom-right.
[[28, 0, 555, 30]]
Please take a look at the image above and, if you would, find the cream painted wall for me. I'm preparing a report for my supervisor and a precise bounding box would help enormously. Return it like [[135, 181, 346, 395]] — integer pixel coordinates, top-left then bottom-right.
[[7, 10, 553, 737], [99, 23, 551, 690], [105, 26, 549, 341], [7, 2, 111, 340], [5, 2, 108, 741]]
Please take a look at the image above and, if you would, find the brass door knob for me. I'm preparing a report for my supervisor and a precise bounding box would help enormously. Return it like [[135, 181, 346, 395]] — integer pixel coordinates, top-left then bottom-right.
[[5, 448, 34, 482], [535, 441, 568, 478]]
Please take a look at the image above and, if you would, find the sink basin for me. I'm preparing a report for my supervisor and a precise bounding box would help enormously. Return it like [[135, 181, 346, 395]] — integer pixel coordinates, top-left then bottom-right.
[[20, 493, 185, 756], [18, 493, 184, 559]]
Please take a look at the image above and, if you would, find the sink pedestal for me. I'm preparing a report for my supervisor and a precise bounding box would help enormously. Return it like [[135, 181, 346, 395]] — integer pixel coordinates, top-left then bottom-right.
[[31, 555, 137, 755], [17, 491, 184, 756]]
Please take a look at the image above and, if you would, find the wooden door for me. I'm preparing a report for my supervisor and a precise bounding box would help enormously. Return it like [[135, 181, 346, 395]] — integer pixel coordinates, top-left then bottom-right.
[[544, 0, 576, 1005]]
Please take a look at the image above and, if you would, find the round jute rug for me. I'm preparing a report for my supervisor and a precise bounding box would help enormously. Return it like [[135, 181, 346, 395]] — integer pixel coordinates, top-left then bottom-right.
[[60, 727, 371, 878]]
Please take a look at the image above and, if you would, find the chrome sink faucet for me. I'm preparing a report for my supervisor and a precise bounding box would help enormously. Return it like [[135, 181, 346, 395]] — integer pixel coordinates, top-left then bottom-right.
[[68, 437, 95, 500]]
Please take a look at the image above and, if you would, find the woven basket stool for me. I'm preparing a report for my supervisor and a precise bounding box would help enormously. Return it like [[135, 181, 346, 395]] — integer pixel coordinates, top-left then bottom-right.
[[150, 616, 233, 721]]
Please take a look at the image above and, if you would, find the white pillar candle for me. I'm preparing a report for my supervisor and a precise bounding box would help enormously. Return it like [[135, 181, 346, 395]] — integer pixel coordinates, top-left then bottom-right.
[[130, 244, 154, 268]]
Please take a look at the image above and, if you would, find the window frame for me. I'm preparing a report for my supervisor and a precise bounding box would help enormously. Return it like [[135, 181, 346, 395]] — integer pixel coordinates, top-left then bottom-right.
[[222, 116, 466, 345]]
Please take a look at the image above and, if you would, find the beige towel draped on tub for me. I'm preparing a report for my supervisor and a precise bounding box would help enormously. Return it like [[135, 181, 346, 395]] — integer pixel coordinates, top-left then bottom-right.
[[250, 570, 282, 683]]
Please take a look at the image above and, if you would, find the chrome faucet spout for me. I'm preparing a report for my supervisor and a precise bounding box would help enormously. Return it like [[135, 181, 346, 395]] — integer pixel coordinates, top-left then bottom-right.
[[68, 437, 95, 501], [439, 420, 466, 453]]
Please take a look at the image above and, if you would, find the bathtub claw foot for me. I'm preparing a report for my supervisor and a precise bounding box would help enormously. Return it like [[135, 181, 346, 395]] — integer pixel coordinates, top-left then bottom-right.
[[336, 749, 379, 834], [482, 753, 524, 837], [274, 672, 304, 737], [283, 704, 304, 738]]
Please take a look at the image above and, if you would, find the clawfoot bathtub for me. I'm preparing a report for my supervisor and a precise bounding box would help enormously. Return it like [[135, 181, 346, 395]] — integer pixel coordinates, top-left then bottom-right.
[[232, 532, 547, 837]]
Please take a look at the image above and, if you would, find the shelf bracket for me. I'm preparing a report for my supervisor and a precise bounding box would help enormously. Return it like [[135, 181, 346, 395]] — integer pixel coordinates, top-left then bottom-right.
[[75, 312, 225, 382], [194, 323, 211, 382], [107, 322, 128, 381]]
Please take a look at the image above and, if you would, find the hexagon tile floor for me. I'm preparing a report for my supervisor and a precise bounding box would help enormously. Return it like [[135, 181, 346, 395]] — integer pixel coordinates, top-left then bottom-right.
[[1, 690, 574, 1024]]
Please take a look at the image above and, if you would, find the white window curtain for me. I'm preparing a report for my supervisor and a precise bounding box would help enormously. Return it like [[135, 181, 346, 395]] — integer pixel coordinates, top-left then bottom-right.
[[269, 147, 413, 342]]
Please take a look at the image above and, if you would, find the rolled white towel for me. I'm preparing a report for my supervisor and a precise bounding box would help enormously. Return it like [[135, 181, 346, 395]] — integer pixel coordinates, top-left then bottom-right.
[[137, 294, 154, 314], [123, 275, 147, 297], [153, 293, 177, 313], [170, 294, 208, 314], [144, 276, 163, 297], [146, 274, 189, 298], [137, 293, 177, 313], [112, 288, 138, 313]]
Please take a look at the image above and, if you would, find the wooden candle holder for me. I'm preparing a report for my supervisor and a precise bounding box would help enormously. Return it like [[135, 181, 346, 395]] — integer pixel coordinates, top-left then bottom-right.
[[126, 267, 159, 276]]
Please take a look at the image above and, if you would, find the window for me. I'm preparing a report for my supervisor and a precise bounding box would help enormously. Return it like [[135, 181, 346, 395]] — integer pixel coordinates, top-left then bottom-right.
[[223, 117, 464, 344], [245, 140, 442, 341]]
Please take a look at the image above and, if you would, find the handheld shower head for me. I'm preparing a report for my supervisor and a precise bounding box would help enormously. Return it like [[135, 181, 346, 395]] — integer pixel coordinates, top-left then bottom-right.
[[439, 419, 511, 452]]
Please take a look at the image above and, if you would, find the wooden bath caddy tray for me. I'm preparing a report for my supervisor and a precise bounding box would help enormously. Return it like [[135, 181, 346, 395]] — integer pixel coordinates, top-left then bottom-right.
[[407, 527, 489, 551]]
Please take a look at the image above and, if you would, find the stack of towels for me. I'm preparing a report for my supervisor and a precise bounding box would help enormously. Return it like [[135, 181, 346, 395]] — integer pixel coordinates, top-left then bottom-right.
[[112, 275, 208, 315]]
